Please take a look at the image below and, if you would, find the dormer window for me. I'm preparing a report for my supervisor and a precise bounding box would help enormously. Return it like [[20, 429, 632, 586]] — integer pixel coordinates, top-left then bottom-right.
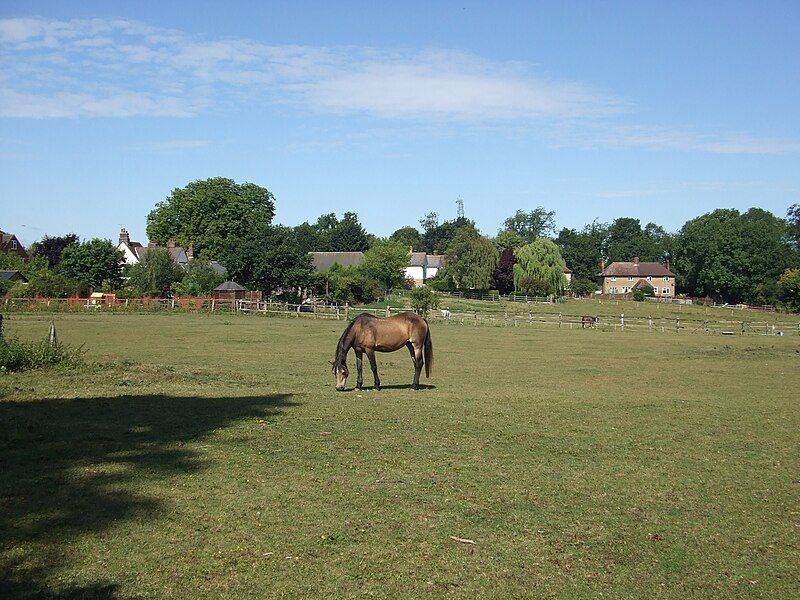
[[663, 276, 669, 281], [610, 276, 616, 282], [646, 276, 652, 281], [10, 240, 17, 249]]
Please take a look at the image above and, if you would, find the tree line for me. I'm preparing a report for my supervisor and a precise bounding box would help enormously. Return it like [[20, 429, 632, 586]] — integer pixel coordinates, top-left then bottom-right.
[[2, 177, 799, 311]]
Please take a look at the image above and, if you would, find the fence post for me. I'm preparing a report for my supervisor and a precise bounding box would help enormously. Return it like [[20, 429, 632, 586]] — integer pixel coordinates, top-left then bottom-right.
[[345, 304, 350, 321], [49, 321, 57, 346], [474, 311, 478, 326], [336, 305, 340, 320], [211, 299, 215, 312], [741, 321, 746, 335], [648, 316, 653, 331], [620, 313, 625, 331], [386, 306, 391, 317], [675, 318, 680, 333], [559, 313, 562, 329]]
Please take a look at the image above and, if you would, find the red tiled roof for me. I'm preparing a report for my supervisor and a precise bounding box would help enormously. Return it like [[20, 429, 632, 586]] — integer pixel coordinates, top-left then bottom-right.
[[599, 261, 674, 277]]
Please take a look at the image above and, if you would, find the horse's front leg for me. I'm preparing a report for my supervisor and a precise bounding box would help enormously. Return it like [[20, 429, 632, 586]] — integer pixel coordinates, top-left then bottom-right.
[[366, 350, 380, 390], [355, 350, 364, 390]]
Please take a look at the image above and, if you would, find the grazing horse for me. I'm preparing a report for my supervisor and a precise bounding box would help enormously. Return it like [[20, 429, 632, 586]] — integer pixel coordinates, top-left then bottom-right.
[[331, 312, 433, 391]]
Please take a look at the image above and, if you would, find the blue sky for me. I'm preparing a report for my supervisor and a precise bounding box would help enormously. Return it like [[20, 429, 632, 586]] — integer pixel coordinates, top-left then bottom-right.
[[2, 1, 799, 246]]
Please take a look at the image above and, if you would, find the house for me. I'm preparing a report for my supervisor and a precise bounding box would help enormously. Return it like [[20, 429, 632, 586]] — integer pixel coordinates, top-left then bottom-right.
[[117, 228, 189, 268], [405, 250, 446, 286], [598, 257, 676, 297], [0, 270, 27, 283], [308, 251, 365, 272], [0, 229, 29, 260], [563, 266, 572, 287]]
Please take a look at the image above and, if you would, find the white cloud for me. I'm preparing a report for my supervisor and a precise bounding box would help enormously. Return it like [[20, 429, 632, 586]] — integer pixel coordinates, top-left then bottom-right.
[[0, 16, 620, 122], [1, 16, 798, 155]]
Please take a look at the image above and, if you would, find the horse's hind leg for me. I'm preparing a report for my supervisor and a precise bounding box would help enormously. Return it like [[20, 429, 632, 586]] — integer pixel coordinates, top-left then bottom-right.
[[355, 350, 364, 390], [366, 350, 381, 390], [407, 342, 422, 390]]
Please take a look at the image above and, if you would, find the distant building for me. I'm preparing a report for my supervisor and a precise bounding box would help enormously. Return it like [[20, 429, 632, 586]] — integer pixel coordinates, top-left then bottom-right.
[[405, 250, 446, 286], [598, 257, 676, 297], [0, 229, 29, 260], [213, 280, 246, 301], [563, 266, 572, 287], [117, 228, 189, 268], [0, 270, 27, 283], [308, 251, 365, 272], [308, 249, 447, 287]]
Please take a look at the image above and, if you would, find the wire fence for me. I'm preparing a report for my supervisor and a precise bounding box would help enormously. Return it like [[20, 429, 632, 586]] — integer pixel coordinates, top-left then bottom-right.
[[3, 296, 798, 337]]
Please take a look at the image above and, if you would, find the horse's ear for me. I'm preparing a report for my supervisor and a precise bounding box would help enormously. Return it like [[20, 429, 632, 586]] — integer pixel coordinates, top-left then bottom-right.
[[328, 360, 334, 365]]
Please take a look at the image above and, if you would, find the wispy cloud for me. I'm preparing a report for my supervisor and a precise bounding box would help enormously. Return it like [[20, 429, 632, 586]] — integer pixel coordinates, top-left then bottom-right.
[[0, 17, 620, 122], [1, 16, 798, 155], [553, 123, 800, 155]]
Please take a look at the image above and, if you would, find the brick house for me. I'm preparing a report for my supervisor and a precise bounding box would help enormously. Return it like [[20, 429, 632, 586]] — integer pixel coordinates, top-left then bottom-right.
[[598, 257, 676, 297], [0, 229, 29, 260]]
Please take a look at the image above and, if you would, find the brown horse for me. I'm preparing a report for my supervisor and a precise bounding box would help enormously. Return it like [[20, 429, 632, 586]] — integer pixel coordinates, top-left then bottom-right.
[[331, 312, 433, 391]]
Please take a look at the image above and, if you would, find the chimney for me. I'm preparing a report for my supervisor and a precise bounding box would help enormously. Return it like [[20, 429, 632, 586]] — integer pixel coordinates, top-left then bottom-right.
[[600, 258, 606, 272], [147, 241, 157, 249], [409, 245, 413, 253], [167, 239, 176, 249], [665, 258, 671, 271], [433, 250, 438, 255], [187, 242, 194, 261], [633, 257, 640, 265], [119, 228, 130, 245]]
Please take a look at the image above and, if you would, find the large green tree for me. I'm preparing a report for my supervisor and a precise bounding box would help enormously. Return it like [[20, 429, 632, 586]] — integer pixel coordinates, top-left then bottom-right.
[[389, 226, 424, 251], [58, 239, 124, 289], [419, 213, 479, 254], [444, 229, 499, 289], [146, 177, 276, 258], [293, 212, 370, 253], [788, 204, 800, 251], [360, 239, 409, 294], [555, 220, 608, 281], [499, 207, 556, 244], [222, 224, 313, 295], [672, 208, 796, 303], [513, 239, 568, 296], [30, 233, 79, 268], [605, 217, 671, 263]]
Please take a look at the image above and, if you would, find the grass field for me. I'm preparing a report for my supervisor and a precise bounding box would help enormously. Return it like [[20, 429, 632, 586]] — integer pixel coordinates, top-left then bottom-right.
[[1, 312, 799, 598]]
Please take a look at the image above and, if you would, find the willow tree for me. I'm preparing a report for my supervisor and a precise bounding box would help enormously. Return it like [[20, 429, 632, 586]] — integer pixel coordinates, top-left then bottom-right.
[[445, 229, 499, 289], [513, 239, 567, 295]]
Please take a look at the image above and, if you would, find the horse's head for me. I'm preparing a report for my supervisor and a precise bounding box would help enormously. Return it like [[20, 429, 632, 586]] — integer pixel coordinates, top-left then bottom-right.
[[330, 360, 348, 391]]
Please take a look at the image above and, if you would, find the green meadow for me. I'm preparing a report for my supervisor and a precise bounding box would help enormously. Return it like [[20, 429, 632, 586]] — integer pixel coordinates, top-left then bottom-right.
[[1, 311, 799, 598]]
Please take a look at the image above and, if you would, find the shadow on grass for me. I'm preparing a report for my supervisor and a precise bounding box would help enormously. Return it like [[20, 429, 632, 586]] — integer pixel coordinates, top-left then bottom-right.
[[349, 384, 437, 391], [0, 393, 297, 598]]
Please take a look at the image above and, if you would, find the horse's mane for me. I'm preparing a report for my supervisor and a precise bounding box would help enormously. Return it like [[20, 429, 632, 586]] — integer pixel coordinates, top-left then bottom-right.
[[334, 317, 359, 364]]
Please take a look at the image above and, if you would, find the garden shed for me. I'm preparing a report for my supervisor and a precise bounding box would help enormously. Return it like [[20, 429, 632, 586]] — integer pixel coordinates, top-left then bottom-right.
[[213, 281, 246, 301]]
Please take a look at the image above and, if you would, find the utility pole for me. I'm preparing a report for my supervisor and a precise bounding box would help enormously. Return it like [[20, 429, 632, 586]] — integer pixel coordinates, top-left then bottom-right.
[[456, 196, 464, 220]]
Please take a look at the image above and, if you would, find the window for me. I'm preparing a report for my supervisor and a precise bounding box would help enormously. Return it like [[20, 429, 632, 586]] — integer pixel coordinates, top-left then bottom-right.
[[10, 240, 17, 249], [663, 287, 670, 295], [611, 276, 617, 281], [653, 287, 660, 294], [623, 287, 630, 293], [646, 276, 652, 281], [629, 277, 634, 281], [610, 287, 617, 294], [663, 276, 669, 281]]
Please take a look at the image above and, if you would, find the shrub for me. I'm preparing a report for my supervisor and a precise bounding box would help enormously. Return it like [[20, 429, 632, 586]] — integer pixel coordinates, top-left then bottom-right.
[[570, 278, 598, 297], [633, 283, 655, 302], [409, 286, 440, 317], [0, 337, 84, 372]]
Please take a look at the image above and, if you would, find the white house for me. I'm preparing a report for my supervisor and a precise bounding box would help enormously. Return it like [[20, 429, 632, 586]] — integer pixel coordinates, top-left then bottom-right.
[[404, 250, 446, 286], [117, 228, 190, 268]]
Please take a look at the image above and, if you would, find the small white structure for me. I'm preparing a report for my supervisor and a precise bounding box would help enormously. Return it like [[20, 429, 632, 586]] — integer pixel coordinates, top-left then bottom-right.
[[117, 228, 190, 268], [404, 249, 446, 286]]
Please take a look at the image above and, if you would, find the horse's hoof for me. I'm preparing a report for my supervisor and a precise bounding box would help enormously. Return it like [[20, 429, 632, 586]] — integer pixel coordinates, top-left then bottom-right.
[[375, 386, 381, 391]]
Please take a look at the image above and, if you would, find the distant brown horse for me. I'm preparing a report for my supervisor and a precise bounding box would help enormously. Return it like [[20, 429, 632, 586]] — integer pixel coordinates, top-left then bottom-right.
[[331, 312, 433, 391]]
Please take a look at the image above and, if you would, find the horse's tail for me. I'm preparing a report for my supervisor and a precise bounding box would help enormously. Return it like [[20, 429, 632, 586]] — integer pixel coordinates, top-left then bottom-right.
[[423, 320, 433, 378]]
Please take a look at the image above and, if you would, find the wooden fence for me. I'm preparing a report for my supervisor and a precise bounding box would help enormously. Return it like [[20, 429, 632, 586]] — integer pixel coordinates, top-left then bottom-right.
[[3, 296, 798, 336]]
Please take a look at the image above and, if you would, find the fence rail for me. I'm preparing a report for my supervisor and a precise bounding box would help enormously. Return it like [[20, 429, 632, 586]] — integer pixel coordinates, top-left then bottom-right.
[[3, 296, 798, 337]]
